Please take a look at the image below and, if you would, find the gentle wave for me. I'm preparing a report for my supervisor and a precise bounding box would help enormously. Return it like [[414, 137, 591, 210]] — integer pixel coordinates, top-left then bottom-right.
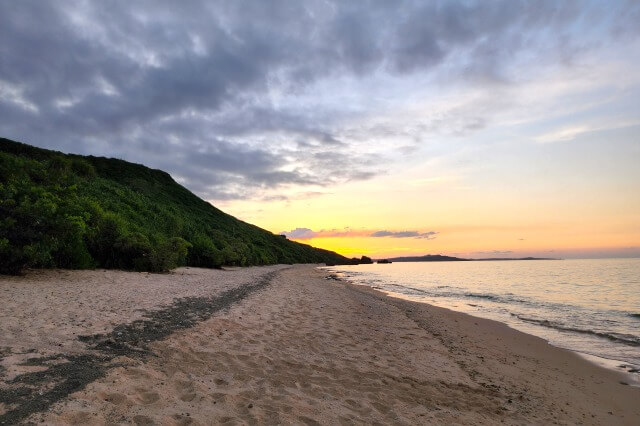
[[380, 283, 557, 310], [326, 259, 640, 368], [463, 292, 499, 301], [388, 277, 640, 348], [513, 314, 640, 347], [378, 282, 639, 322]]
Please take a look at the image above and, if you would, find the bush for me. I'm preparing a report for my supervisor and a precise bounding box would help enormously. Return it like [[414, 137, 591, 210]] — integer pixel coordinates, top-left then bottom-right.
[[0, 237, 27, 274], [52, 214, 94, 269], [86, 212, 128, 268], [47, 155, 70, 173], [166, 237, 191, 268], [220, 245, 240, 266], [71, 159, 96, 178], [188, 234, 223, 268], [114, 232, 153, 271], [147, 237, 191, 272]]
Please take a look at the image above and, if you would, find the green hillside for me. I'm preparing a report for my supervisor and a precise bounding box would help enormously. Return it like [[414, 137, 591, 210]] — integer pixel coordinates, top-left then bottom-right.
[[0, 137, 348, 274]]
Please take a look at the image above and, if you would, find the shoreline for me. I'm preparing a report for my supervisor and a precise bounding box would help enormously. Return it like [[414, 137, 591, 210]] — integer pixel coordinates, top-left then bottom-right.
[[338, 276, 640, 388], [1, 265, 639, 424], [335, 271, 640, 422], [362, 281, 640, 384], [576, 352, 640, 388], [323, 260, 640, 387]]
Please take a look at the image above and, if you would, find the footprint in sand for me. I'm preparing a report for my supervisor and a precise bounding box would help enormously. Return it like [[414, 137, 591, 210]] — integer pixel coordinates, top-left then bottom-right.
[[210, 391, 228, 403], [298, 415, 321, 426], [170, 413, 194, 425], [132, 414, 156, 425], [371, 401, 391, 414], [61, 410, 95, 425], [100, 391, 128, 405], [124, 367, 151, 380], [135, 390, 161, 405], [174, 378, 197, 402], [179, 392, 197, 402], [214, 377, 229, 386]]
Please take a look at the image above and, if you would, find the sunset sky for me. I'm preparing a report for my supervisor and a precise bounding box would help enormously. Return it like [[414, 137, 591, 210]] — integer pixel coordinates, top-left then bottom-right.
[[1, 1, 639, 258]]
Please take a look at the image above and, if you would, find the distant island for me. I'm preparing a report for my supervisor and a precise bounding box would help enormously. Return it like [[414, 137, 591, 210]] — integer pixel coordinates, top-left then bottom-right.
[[472, 257, 559, 261], [380, 254, 559, 263], [386, 254, 468, 262], [327, 254, 558, 266]]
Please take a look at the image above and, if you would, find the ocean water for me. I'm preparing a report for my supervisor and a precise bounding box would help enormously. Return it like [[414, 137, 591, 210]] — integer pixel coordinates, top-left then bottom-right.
[[324, 258, 640, 378]]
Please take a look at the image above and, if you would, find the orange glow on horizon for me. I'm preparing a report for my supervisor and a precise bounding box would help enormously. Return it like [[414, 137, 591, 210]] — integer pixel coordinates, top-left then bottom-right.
[[215, 155, 640, 260], [290, 234, 640, 259]]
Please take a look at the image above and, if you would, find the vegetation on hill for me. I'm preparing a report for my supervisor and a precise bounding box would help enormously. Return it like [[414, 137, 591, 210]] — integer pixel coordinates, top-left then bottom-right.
[[0, 137, 348, 274]]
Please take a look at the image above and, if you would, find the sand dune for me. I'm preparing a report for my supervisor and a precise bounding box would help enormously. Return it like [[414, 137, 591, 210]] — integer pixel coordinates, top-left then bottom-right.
[[1, 265, 638, 424]]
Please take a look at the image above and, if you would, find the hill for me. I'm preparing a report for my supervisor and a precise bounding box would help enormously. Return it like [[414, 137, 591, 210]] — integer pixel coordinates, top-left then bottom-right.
[[0, 137, 348, 274]]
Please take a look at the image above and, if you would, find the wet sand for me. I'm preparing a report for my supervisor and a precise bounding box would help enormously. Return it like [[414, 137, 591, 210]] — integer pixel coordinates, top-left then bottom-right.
[[1, 265, 638, 424]]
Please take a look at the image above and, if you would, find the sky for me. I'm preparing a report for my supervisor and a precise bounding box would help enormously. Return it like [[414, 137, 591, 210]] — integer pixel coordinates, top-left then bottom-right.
[[1, 0, 639, 259]]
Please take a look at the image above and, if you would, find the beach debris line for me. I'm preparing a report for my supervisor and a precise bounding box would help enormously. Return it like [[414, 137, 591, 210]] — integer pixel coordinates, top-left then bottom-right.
[[0, 269, 280, 425]]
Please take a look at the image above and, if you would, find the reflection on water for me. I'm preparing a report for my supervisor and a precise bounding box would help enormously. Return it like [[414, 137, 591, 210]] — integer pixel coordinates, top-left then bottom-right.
[[325, 258, 640, 376]]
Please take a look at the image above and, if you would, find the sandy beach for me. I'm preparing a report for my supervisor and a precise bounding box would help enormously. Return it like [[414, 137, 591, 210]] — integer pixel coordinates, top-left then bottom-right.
[[1, 265, 638, 425]]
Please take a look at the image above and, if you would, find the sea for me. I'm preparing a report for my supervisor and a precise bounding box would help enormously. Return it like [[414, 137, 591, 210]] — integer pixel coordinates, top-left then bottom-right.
[[323, 258, 640, 382]]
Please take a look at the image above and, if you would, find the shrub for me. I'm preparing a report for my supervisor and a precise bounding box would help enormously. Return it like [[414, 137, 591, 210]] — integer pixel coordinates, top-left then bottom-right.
[[166, 237, 191, 267], [0, 237, 27, 274], [86, 212, 128, 268], [47, 155, 70, 173], [220, 245, 240, 266], [51, 214, 94, 269], [188, 235, 223, 268], [114, 232, 153, 271], [147, 237, 191, 272], [71, 159, 96, 178]]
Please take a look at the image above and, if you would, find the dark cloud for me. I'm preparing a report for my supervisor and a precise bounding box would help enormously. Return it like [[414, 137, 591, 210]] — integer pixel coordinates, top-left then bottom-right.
[[370, 231, 438, 239], [0, 1, 634, 200]]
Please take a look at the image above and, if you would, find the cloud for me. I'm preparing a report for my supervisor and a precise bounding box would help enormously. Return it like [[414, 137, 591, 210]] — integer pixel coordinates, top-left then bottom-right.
[[279, 228, 318, 240], [533, 119, 640, 144], [280, 228, 360, 240], [281, 228, 438, 240], [370, 230, 438, 239], [0, 1, 637, 200]]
